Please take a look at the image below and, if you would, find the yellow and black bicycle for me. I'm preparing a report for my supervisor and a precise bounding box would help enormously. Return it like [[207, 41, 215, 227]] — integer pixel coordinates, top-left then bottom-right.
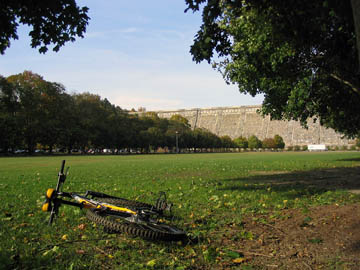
[[42, 160, 186, 241]]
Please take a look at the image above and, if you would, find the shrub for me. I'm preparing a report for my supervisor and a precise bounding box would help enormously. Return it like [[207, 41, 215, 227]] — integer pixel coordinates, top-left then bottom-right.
[[248, 135, 262, 149], [340, 145, 348, 151], [356, 139, 360, 147], [262, 138, 276, 149], [220, 135, 235, 148], [302, 145, 308, 151], [234, 136, 248, 149], [274, 135, 285, 149], [287, 146, 293, 151], [294, 145, 301, 151]]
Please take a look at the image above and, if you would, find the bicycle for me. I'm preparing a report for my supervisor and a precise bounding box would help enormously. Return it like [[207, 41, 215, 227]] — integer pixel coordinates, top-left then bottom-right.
[[42, 160, 186, 241]]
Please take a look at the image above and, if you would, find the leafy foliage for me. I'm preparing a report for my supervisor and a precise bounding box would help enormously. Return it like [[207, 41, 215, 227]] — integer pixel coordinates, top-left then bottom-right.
[[170, 114, 191, 128], [1, 71, 239, 154], [356, 138, 360, 148], [274, 135, 285, 149], [0, 0, 89, 54], [262, 135, 285, 149], [248, 135, 262, 149], [185, 0, 360, 137], [220, 135, 235, 149], [262, 138, 277, 149], [0, 76, 22, 152], [234, 136, 248, 149], [6, 72, 64, 153]]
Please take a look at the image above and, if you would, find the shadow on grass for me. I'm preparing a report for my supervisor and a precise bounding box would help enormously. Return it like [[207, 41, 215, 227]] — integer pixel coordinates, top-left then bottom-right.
[[219, 166, 360, 196], [218, 166, 360, 259], [337, 157, 360, 162]]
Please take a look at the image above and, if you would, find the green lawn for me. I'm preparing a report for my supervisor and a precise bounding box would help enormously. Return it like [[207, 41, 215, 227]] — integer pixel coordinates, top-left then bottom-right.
[[1, 152, 360, 269]]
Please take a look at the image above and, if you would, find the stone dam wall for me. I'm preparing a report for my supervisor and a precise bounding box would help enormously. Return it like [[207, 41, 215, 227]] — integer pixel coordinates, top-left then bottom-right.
[[154, 106, 352, 147]]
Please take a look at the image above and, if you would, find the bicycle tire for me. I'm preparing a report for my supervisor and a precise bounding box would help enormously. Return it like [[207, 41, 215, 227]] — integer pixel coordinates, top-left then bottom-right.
[[86, 209, 186, 241], [86, 197, 186, 241]]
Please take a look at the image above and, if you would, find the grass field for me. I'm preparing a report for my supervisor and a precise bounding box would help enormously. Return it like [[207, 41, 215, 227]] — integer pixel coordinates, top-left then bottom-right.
[[1, 152, 360, 269]]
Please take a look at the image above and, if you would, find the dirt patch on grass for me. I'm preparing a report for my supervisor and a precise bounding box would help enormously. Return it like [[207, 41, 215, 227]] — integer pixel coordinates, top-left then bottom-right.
[[220, 204, 360, 269]]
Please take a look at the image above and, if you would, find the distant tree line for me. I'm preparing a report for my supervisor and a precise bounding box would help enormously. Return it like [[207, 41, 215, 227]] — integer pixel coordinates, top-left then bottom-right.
[[0, 71, 285, 155]]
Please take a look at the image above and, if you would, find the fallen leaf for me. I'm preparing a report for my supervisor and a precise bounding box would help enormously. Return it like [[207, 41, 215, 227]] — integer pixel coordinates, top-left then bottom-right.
[[78, 223, 86, 230], [43, 250, 51, 256], [146, 259, 156, 267], [233, 257, 247, 264]]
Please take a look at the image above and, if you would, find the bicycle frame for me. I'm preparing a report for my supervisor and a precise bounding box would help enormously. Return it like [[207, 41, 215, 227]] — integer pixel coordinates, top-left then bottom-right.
[[42, 160, 186, 241], [42, 160, 167, 225]]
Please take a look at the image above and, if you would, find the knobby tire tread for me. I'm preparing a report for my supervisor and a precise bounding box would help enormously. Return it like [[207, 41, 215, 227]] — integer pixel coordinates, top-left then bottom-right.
[[86, 198, 185, 241]]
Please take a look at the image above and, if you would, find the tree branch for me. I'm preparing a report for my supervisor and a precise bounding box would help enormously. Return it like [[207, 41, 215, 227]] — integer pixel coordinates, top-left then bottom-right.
[[351, 0, 360, 73], [330, 73, 360, 95]]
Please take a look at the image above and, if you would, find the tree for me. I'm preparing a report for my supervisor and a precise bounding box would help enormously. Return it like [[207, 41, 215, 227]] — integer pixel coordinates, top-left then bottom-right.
[[0, 76, 21, 153], [274, 135, 285, 149], [185, 0, 360, 137], [234, 136, 248, 149], [262, 135, 285, 149], [262, 138, 276, 149], [166, 117, 192, 152], [147, 127, 166, 151], [72, 93, 113, 151], [192, 128, 221, 150], [138, 129, 151, 153], [7, 71, 50, 153], [248, 135, 262, 149], [170, 114, 191, 129], [0, 1, 89, 54], [37, 82, 70, 153], [56, 91, 79, 153], [351, 0, 360, 67], [220, 135, 234, 149], [112, 110, 133, 152]]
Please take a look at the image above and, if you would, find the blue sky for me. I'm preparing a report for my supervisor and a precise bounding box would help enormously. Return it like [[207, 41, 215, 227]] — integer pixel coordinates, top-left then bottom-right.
[[0, 0, 264, 111]]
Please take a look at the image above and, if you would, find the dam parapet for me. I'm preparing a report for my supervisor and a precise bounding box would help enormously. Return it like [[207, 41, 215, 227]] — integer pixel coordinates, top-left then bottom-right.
[[153, 106, 352, 147]]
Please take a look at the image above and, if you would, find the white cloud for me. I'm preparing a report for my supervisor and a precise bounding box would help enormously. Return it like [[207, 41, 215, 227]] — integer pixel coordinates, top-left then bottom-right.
[[86, 27, 140, 39], [111, 95, 183, 111], [0, 1, 264, 112]]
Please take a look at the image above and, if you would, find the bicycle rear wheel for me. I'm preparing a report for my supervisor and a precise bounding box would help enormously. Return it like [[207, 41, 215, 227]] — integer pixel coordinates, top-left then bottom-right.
[[85, 198, 186, 241]]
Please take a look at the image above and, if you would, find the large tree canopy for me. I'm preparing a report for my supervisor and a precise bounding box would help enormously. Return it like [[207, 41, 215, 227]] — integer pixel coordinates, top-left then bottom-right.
[[185, 0, 360, 137], [0, 0, 89, 54]]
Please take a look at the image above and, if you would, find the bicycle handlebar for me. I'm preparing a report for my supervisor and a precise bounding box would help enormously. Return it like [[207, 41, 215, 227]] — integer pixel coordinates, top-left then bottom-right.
[[47, 160, 67, 225], [55, 160, 66, 193]]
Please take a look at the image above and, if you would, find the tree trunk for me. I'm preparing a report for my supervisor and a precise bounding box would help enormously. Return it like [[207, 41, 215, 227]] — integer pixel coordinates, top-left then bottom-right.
[[351, 0, 360, 73]]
